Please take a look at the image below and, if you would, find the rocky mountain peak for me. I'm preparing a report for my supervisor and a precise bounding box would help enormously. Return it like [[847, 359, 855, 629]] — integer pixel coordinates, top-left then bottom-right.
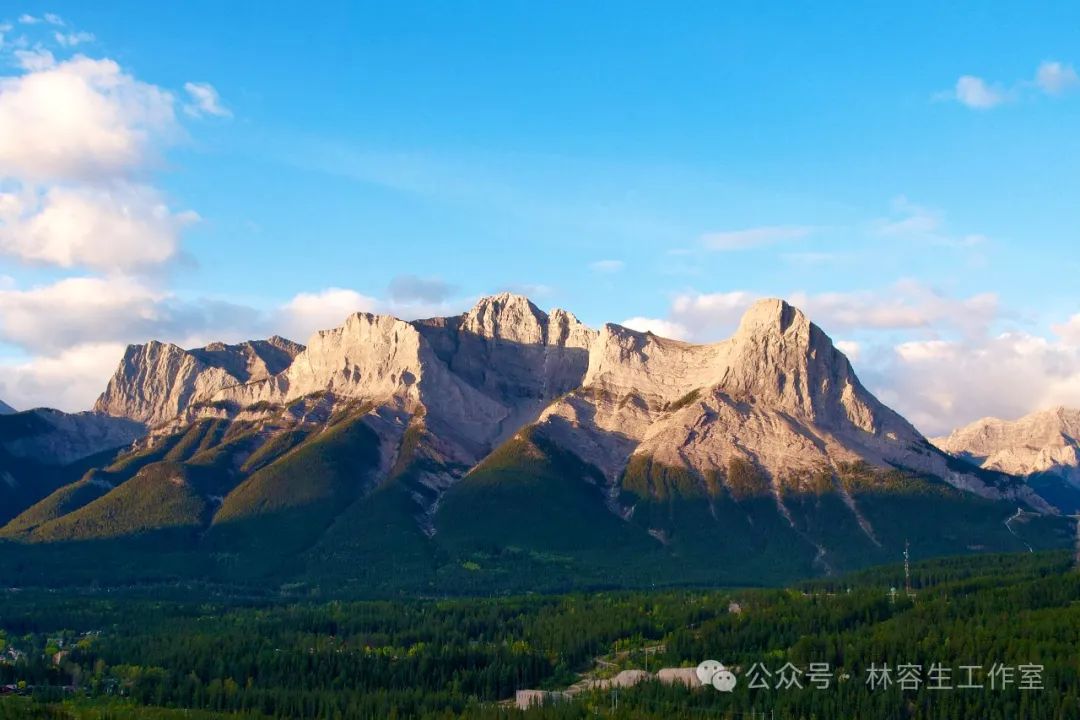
[[540, 299, 961, 497], [720, 298, 860, 425], [733, 298, 809, 339], [460, 293, 550, 344], [274, 311, 427, 402], [934, 407, 1080, 486], [583, 323, 721, 405], [0, 399, 15, 415], [95, 336, 304, 426]]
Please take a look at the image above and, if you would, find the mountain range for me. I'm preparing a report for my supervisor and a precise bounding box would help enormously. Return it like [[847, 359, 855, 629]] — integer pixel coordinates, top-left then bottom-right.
[[933, 407, 1080, 514], [0, 294, 1074, 594]]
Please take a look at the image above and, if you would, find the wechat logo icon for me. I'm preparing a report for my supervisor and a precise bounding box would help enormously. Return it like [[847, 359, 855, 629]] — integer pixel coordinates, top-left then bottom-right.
[[697, 659, 737, 692]]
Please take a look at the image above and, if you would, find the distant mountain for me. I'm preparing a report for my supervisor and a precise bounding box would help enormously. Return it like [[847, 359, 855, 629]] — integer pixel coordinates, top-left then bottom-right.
[[0, 408, 145, 526], [0, 399, 15, 415], [0, 294, 1072, 593], [934, 407, 1080, 513]]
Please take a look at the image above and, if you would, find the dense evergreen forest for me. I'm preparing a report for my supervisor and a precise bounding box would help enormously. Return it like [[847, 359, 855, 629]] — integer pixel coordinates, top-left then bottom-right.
[[0, 551, 1077, 719]]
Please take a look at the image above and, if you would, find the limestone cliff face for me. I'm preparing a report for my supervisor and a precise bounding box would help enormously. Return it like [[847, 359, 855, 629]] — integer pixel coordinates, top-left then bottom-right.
[[94, 337, 303, 426], [934, 407, 1080, 486], [539, 299, 1032, 507], [413, 293, 596, 448], [90, 293, 1042, 511], [212, 294, 596, 462]]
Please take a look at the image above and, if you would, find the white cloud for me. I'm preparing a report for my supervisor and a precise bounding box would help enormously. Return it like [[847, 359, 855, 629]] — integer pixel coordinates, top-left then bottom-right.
[[871, 331, 1080, 436], [0, 276, 168, 353], [1051, 314, 1080, 345], [0, 183, 197, 271], [953, 75, 1006, 109], [644, 282, 998, 345], [1035, 60, 1079, 95], [620, 316, 690, 340], [13, 48, 56, 72], [277, 288, 379, 341], [55, 30, 95, 47], [790, 281, 999, 337], [0, 33, 243, 411], [665, 290, 758, 340], [0, 280, 467, 411], [589, 259, 624, 273], [0, 276, 263, 355], [183, 81, 230, 118], [0, 342, 127, 412], [0, 277, 410, 361], [945, 60, 1078, 110], [835, 340, 861, 362], [701, 225, 813, 251], [17, 14, 41, 25], [43, 13, 64, 26], [615, 284, 1080, 436], [0, 55, 178, 182]]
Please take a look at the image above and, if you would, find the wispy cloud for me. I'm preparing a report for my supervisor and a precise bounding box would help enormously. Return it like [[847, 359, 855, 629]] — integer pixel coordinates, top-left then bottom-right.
[[875, 196, 941, 236], [589, 259, 624, 273], [619, 316, 689, 340], [1035, 60, 1080, 95], [955, 75, 1007, 109], [873, 196, 988, 253], [700, 225, 813, 251], [183, 82, 231, 118], [639, 281, 999, 346], [17, 13, 64, 26], [54, 30, 94, 47], [943, 59, 1078, 109]]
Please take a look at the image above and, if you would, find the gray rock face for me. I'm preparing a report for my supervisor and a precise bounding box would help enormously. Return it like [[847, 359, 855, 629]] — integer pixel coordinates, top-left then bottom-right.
[[0, 408, 144, 465], [89, 293, 1043, 511], [539, 299, 1036, 507], [934, 407, 1080, 487], [413, 293, 596, 448], [207, 294, 596, 462], [94, 337, 304, 426]]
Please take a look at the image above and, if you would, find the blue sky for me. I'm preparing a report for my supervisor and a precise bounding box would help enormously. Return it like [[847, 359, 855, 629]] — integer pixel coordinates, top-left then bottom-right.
[[1, 1, 1079, 433]]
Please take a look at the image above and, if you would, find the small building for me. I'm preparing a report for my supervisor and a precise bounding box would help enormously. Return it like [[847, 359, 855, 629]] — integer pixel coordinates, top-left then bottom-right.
[[728, 601, 743, 615]]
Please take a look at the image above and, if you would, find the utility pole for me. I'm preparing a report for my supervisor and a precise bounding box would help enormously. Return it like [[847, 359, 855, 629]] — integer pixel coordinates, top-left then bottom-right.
[[904, 539, 914, 598]]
